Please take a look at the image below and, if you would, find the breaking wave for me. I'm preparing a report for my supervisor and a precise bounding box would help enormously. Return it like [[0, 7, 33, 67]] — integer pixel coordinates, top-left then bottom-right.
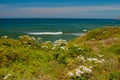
[[65, 33, 84, 36], [28, 32, 63, 35]]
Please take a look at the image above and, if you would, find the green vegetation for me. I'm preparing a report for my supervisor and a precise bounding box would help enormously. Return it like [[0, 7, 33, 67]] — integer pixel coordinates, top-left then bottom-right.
[[0, 27, 120, 80]]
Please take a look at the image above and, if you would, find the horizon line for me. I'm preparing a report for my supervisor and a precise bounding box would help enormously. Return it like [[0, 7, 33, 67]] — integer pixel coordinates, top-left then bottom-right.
[[0, 17, 117, 19]]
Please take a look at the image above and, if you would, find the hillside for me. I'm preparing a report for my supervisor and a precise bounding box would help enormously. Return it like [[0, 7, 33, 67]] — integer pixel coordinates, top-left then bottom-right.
[[0, 27, 120, 80]]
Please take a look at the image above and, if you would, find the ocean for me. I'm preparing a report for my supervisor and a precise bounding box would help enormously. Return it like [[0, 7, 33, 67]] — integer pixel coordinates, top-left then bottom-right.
[[0, 18, 120, 41]]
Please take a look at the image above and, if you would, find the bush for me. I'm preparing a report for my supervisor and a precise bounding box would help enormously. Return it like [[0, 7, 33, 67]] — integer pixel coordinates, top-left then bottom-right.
[[109, 72, 120, 80], [109, 44, 120, 55]]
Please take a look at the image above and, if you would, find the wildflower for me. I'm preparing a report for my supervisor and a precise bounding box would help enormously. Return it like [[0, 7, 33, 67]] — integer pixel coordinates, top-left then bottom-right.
[[60, 46, 65, 50], [97, 54, 104, 57], [54, 44, 57, 47], [53, 39, 68, 47], [74, 44, 78, 47], [60, 46, 68, 50], [79, 65, 92, 73], [45, 41, 52, 44], [37, 37, 42, 40], [52, 47, 56, 50], [75, 69, 84, 76], [3, 74, 11, 79], [96, 59, 105, 64], [87, 58, 105, 64], [76, 55, 85, 63], [36, 37, 42, 43], [96, 60, 102, 64], [1, 36, 8, 39], [28, 45, 31, 47], [80, 56, 85, 61], [42, 46, 48, 49], [67, 65, 92, 78], [31, 37, 36, 41], [78, 47, 84, 51], [52, 39, 68, 50], [89, 66, 93, 69], [65, 48, 68, 50], [87, 58, 98, 62], [101, 59, 105, 62], [67, 72, 74, 77], [76, 55, 84, 59]]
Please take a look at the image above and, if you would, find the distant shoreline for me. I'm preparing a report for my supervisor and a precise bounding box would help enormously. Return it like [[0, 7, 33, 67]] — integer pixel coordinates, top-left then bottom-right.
[[0, 18, 117, 20]]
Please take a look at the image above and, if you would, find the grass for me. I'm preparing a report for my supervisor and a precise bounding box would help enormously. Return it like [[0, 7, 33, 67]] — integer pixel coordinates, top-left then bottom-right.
[[0, 27, 120, 80]]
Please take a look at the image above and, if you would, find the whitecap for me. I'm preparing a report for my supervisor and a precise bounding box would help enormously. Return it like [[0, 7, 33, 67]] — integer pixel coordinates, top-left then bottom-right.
[[66, 33, 84, 36], [83, 29, 87, 32], [28, 32, 63, 35]]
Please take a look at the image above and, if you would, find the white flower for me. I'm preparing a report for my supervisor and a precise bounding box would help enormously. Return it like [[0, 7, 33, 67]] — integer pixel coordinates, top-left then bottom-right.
[[68, 65, 92, 77], [89, 66, 93, 69], [46, 41, 52, 44], [96, 59, 105, 64], [96, 60, 102, 64], [87, 58, 98, 62], [42, 46, 48, 49], [87, 58, 105, 64], [76, 55, 85, 63], [101, 59, 105, 62], [60, 46, 65, 50], [53, 39, 68, 47], [52, 47, 56, 50], [3, 74, 11, 79], [1, 36, 8, 39], [79, 65, 92, 73], [31, 37, 36, 41], [97, 54, 104, 57], [77, 55, 84, 59], [65, 48, 68, 50], [74, 44, 78, 47], [52, 39, 68, 50], [75, 69, 84, 76], [54, 44, 57, 47], [78, 48, 83, 51], [37, 37, 42, 40], [80, 56, 85, 61], [67, 72, 74, 77]]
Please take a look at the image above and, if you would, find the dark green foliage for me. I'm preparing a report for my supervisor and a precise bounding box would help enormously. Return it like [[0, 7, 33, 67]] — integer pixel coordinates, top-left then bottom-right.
[[2, 41, 11, 47], [109, 72, 120, 80], [109, 44, 120, 55]]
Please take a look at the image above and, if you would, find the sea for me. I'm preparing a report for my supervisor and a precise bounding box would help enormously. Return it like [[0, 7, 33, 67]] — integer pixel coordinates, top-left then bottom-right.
[[0, 18, 120, 41]]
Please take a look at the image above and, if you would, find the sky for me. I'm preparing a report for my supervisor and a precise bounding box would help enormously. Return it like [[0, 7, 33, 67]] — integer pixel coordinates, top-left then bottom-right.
[[0, 0, 120, 18]]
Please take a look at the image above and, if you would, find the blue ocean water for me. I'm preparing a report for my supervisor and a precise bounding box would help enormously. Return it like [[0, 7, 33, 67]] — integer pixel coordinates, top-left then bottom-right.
[[0, 18, 120, 41]]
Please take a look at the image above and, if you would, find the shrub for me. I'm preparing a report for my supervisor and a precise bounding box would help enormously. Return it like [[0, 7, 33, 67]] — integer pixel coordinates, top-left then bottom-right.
[[109, 72, 120, 80], [109, 44, 120, 55]]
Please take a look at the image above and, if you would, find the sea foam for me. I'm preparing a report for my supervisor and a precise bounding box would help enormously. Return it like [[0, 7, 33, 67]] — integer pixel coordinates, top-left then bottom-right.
[[28, 32, 63, 35]]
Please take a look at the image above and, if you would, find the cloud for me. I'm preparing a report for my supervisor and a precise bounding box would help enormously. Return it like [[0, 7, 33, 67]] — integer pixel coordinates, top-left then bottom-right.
[[0, 5, 120, 18], [18, 6, 120, 12], [0, 4, 8, 8], [16, 6, 120, 15]]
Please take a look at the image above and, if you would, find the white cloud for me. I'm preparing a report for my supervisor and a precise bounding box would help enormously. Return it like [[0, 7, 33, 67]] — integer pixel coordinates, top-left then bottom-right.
[[19, 6, 120, 13], [16, 6, 119, 13], [0, 5, 120, 18], [0, 4, 8, 8]]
